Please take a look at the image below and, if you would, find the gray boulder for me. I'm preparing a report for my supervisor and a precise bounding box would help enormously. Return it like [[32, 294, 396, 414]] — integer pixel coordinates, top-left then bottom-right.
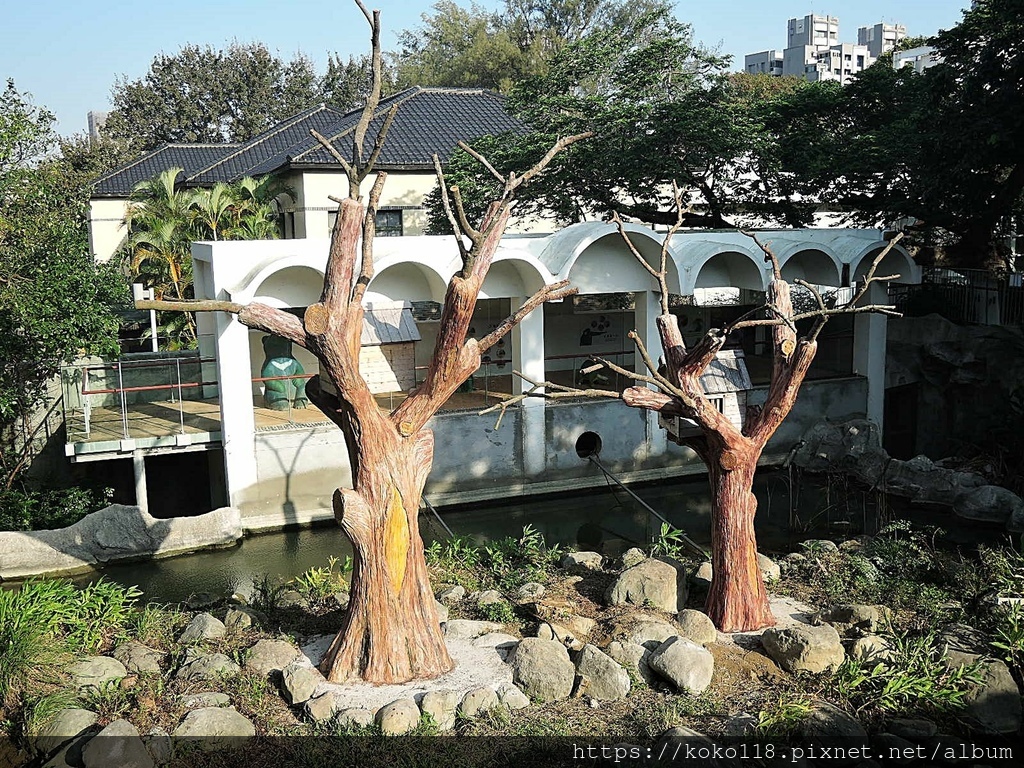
[[280, 661, 325, 705], [509, 638, 575, 702], [606, 557, 688, 613], [475, 589, 505, 607], [436, 585, 465, 603], [815, 604, 890, 636], [181, 692, 230, 710], [434, 600, 448, 624], [32, 708, 98, 756], [693, 558, 778, 585], [81, 719, 153, 768], [69, 656, 128, 690], [335, 708, 375, 730], [224, 606, 259, 630], [562, 551, 603, 573], [305, 692, 343, 723], [444, 619, 504, 639], [173, 707, 255, 751], [848, 635, 893, 664], [459, 687, 500, 719], [496, 683, 531, 710], [953, 484, 1024, 525], [178, 613, 226, 644], [648, 636, 715, 694], [762, 623, 845, 674], [143, 727, 172, 766], [420, 690, 459, 731], [516, 582, 546, 601], [575, 644, 630, 701], [946, 650, 1022, 734], [621, 548, 647, 570], [799, 703, 869, 766], [675, 610, 717, 646], [244, 639, 299, 678], [176, 652, 240, 681], [376, 698, 420, 736], [113, 641, 164, 674], [537, 621, 584, 651], [606, 641, 657, 686], [622, 618, 678, 649]]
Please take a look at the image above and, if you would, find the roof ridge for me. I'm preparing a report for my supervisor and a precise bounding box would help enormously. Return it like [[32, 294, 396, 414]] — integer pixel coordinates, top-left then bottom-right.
[[188, 104, 345, 181]]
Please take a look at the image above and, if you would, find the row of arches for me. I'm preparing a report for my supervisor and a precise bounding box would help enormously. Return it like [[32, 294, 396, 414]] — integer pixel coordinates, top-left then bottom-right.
[[232, 223, 916, 310]]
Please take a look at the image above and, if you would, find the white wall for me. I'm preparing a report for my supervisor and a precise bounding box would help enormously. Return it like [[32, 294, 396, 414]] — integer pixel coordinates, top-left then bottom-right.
[[89, 199, 128, 263]]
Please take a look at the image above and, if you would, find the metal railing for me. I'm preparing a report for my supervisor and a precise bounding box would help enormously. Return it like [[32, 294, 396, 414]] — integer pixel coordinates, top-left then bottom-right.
[[889, 268, 1024, 326]]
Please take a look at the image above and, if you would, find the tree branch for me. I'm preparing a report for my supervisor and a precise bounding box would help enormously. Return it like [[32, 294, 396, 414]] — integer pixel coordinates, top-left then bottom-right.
[[352, 172, 387, 305], [477, 280, 578, 354], [135, 298, 307, 347], [741, 230, 782, 279], [431, 154, 469, 264], [480, 370, 621, 429]]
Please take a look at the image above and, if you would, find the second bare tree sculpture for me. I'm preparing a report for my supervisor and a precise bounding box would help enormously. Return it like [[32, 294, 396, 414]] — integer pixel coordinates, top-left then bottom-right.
[[488, 188, 903, 633], [138, 3, 585, 683]]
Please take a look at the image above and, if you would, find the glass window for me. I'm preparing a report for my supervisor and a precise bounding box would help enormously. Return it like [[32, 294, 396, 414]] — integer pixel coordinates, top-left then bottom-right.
[[375, 209, 403, 237]]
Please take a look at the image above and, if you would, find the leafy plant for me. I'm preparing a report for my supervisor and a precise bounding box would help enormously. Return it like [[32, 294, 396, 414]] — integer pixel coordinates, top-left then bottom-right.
[[755, 693, 813, 741], [649, 523, 691, 560], [991, 602, 1024, 674], [290, 556, 352, 610], [479, 600, 517, 624], [831, 630, 983, 715], [0, 485, 113, 532], [250, 574, 288, 613]]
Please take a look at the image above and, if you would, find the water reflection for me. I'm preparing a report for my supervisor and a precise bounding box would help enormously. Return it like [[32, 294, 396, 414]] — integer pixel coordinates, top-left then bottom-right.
[[80, 472, 810, 603]]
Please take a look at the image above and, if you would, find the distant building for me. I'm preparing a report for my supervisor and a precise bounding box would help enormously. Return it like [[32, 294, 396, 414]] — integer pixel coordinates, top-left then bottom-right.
[[892, 45, 942, 74], [857, 22, 908, 58], [87, 111, 107, 143], [746, 14, 907, 85], [743, 50, 783, 76], [787, 14, 840, 48]]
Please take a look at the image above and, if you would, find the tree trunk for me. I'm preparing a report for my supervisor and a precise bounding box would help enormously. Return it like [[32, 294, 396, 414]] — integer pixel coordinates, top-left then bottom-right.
[[318, 426, 454, 684], [704, 440, 775, 633]]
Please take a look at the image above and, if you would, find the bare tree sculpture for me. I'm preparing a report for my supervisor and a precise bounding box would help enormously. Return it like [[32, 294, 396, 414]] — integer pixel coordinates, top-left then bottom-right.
[[138, 2, 585, 683], [488, 187, 902, 632]]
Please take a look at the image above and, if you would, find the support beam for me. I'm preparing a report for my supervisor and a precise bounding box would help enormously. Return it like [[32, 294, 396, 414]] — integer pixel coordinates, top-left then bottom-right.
[[853, 281, 888, 432], [635, 289, 668, 458], [132, 450, 149, 515]]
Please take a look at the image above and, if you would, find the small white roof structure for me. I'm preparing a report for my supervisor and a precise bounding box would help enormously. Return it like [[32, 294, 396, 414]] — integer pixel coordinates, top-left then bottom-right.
[[699, 350, 753, 395], [361, 303, 421, 346]]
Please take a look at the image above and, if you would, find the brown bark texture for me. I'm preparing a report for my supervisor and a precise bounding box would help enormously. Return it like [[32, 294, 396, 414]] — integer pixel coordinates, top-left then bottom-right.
[[624, 278, 817, 633]]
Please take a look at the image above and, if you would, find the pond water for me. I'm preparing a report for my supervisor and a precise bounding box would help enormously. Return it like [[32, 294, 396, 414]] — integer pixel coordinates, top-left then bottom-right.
[[77, 469, 861, 603]]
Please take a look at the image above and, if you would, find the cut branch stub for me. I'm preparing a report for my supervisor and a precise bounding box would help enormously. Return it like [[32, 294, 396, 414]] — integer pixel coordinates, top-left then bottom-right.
[[304, 303, 330, 336]]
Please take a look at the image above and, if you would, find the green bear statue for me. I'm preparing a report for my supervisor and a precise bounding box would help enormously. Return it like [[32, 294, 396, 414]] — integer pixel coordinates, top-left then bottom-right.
[[260, 334, 308, 410]]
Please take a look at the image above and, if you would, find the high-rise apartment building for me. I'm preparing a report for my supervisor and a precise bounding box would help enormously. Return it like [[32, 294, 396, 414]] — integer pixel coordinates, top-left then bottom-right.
[[857, 22, 908, 58], [745, 13, 906, 85]]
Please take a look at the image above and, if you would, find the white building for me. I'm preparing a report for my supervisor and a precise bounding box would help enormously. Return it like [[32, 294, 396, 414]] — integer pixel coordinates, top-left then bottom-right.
[[857, 22, 908, 58], [893, 45, 942, 73], [747, 14, 907, 85], [63, 225, 918, 529], [88, 88, 534, 263]]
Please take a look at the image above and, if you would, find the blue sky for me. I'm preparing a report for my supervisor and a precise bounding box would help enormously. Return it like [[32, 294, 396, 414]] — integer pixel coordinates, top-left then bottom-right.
[[1, 1, 969, 136]]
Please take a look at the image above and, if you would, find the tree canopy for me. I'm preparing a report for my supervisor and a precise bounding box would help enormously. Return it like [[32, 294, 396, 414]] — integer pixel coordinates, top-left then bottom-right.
[[793, 0, 1024, 266], [0, 81, 126, 484], [395, 0, 675, 91], [424, 7, 825, 232]]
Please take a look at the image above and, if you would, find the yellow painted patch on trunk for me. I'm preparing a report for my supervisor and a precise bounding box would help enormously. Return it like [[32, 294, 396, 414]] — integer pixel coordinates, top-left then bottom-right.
[[384, 487, 410, 594]]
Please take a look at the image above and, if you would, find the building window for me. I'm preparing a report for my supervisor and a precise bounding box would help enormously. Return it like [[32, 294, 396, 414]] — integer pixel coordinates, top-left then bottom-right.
[[375, 209, 403, 237], [328, 208, 404, 237]]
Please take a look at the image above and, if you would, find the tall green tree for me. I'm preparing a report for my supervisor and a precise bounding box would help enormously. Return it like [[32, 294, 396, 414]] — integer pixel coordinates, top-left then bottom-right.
[[104, 43, 324, 152], [425, 7, 817, 231], [816, 0, 1024, 266], [395, 0, 675, 92], [0, 81, 126, 487]]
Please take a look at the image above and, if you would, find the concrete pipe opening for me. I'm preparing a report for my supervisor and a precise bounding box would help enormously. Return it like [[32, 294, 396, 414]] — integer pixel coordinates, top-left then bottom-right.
[[575, 431, 603, 459]]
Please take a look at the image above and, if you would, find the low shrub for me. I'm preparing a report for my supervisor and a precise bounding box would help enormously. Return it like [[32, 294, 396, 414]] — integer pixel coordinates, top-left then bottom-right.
[[0, 485, 113, 532]]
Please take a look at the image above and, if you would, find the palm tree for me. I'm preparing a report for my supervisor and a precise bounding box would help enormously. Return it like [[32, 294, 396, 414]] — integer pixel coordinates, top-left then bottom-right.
[[189, 181, 235, 241]]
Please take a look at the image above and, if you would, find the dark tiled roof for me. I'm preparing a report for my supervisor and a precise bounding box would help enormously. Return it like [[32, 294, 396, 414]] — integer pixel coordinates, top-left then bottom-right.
[[90, 89, 524, 199], [92, 144, 238, 197], [247, 87, 526, 175], [187, 104, 347, 185]]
